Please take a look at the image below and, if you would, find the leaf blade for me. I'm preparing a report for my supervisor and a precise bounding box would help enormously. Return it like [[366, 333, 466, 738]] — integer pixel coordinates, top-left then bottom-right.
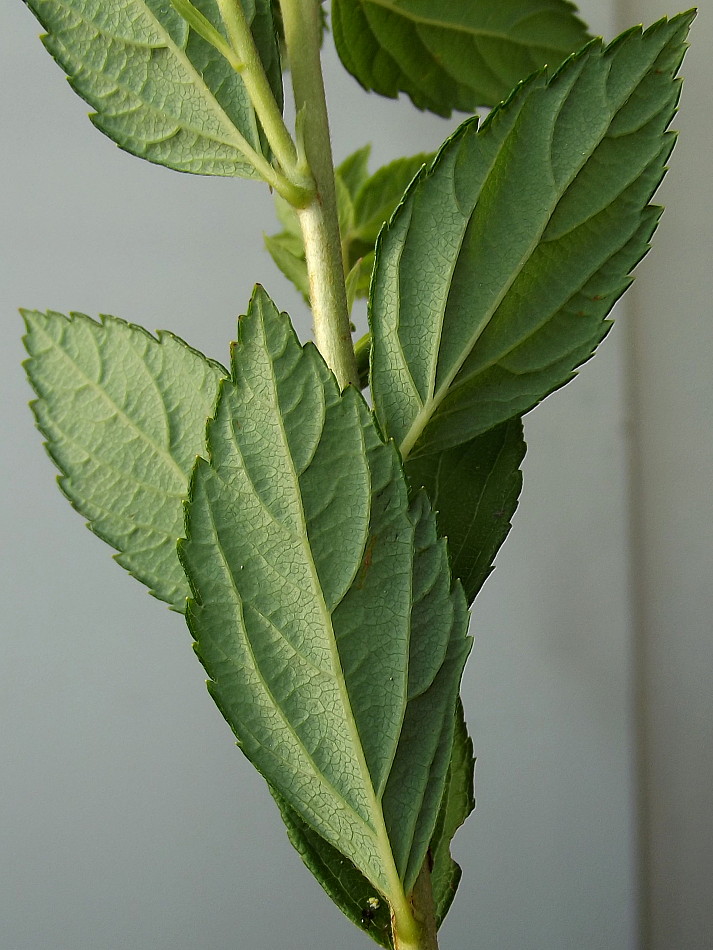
[[24, 0, 282, 177], [429, 699, 475, 926], [405, 419, 526, 605], [22, 310, 224, 610], [331, 0, 590, 114], [369, 14, 693, 459], [180, 287, 471, 901]]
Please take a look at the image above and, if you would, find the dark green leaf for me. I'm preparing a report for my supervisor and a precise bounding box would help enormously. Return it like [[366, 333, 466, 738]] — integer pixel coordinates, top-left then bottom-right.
[[370, 14, 693, 460], [331, 0, 590, 115], [273, 790, 394, 947], [180, 287, 471, 903], [429, 699, 475, 926], [22, 310, 224, 609], [23, 0, 282, 177], [406, 420, 526, 605]]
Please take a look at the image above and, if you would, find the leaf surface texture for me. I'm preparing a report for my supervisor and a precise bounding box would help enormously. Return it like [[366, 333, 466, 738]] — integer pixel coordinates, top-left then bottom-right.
[[369, 14, 693, 459], [23, 0, 282, 176], [405, 420, 526, 605], [180, 287, 471, 899], [331, 0, 589, 114], [23, 310, 224, 609]]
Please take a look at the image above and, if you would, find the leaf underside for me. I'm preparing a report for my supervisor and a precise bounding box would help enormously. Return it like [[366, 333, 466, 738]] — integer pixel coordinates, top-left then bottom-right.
[[180, 287, 471, 901], [23, 0, 282, 176], [22, 309, 224, 610], [370, 13, 693, 460], [331, 0, 590, 115]]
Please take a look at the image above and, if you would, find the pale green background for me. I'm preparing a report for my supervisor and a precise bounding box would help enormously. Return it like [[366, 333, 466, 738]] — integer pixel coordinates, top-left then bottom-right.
[[1, 2, 711, 948]]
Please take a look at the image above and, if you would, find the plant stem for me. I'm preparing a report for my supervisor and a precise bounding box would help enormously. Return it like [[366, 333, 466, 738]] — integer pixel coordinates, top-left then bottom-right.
[[215, 0, 303, 184], [279, 0, 359, 389], [392, 860, 440, 950]]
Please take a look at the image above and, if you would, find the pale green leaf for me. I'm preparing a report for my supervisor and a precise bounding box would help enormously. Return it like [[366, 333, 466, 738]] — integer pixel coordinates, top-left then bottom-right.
[[263, 231, 311, 301], [370, 14, 693, 460], [24, 0, 282, 177], [179, 287, 471, 900], [346, 253, 374, 312], [429, 699, 475, 926], [337, 144, 373, 199], [331, 0, 590, 115], [405, 419, 526, 605], [22, 310, 224, 610]]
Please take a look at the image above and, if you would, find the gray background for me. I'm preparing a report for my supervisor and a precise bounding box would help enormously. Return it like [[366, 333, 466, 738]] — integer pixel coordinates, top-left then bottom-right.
[[1, 1, 711, 948]]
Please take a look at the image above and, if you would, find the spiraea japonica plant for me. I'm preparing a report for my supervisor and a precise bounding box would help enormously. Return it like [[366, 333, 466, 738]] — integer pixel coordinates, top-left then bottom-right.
[[20, 1, 693, 947]]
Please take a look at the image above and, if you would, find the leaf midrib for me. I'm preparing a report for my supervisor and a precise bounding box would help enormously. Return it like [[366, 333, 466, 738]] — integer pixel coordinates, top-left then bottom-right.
[[199, 487, 379, 857], [246, 322, 407, 899]]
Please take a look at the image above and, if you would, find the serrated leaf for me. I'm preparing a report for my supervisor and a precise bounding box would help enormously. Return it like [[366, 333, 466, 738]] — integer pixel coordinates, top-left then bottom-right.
[[179, 286, 471, 903], [331, 0, 590, 115], [24, 0, 282, 177], [429, 699, 475, 926], [405, 419, 526, 605], [370, 14, 693, 460], [22, 310, 224, 610], [272, 701, 476, 941]]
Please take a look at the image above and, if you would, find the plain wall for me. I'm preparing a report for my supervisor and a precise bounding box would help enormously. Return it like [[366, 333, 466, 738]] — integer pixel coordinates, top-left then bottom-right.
[[1, 2, 709, 949]]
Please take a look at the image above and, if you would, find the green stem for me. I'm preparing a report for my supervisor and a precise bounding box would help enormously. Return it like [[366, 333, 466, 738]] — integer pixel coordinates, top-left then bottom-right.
[[170, 0, 311, 204], [279, 0, 359, 389], [392, 860, 440, 950], [215, 0, 305, 184]]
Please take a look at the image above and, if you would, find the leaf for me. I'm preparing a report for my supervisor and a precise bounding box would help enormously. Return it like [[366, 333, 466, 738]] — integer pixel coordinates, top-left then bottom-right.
[[22, 310, 224, 610], [331, 0, 590, 115], [179, 286, 471, 903], [429, 699, 475, 927], [264, 230, 311, 301], [349, 151, 433, 249], [370, 14, 693, 460], [405, 419, 526, 605], [23, 0, 282, 177], [272, 789, 394, 947], [265, 148, 430, 307]]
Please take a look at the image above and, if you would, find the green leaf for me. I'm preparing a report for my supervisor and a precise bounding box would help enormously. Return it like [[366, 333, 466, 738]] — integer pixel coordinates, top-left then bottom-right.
[[370, 14, 693, 460], [24, 0, 282, 177], [273, 702, 476, 941], [429, 699, 475, 927], [179, 286, 471, 903], [272, 790, 394, 947], [348, 151, 432, 249], [263, 230, 311, 301], [22, 310, 224, 610], [331, 0, 590, 115], [265, 148, 430, 308], [405, 420, 526, 605]]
